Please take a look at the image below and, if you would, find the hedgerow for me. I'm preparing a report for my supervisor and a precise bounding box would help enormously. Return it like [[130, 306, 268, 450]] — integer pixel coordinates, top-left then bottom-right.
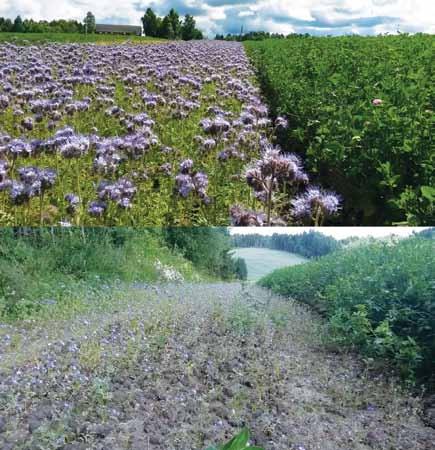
[[259, 235, 435, 383]]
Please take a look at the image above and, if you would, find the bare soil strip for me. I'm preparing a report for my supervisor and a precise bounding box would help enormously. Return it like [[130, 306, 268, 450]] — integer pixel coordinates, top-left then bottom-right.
[[1, 283, 434, 449]]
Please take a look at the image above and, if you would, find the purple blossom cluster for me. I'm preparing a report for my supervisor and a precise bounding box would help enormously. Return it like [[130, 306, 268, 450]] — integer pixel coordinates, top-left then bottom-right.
[[4, 166, 57, 205], [291, 186, 341, 225], [96, 178, 137, 210], [175, 159, 209, 202]]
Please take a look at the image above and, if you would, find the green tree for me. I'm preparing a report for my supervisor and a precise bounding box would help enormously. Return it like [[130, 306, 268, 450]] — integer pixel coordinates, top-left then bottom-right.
[[234, 258, 248, 281], [181, 14, 196, 40], [163, 228, 238, 279], [159, 15, 175, 39], [142, 7, 159, 37], [83, 11, 96, 34], [0, 17, 13, 32], [168, 8, 181, 38], [12, 15, 25, 33]]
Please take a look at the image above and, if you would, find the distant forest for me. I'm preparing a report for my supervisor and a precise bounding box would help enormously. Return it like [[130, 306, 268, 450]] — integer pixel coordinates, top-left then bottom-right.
[[215, 31, 310, 41], [0, 16, 83, 33], [232, 231, 340, 258]]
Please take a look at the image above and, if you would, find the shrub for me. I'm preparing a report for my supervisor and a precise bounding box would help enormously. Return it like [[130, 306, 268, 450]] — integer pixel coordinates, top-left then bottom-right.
[[259, 235, 435, 383]]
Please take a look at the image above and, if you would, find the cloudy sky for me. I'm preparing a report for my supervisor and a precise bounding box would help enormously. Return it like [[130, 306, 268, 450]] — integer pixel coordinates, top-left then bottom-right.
[[2, 0, 434, 37], [230, 227, 430, 240]]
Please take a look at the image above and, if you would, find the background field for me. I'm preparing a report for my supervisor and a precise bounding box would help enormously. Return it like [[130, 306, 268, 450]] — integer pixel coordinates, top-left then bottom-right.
[[232, 247, 307, 281], [0, 32, 162, 44]]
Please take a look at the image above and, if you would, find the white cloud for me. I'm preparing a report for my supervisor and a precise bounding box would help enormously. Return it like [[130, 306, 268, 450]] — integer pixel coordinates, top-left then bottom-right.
[[1, 0, 434, 37]]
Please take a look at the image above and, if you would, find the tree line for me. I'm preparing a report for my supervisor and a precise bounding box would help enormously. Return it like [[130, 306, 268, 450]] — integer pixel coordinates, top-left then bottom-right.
[[216, 31, 317, 41], [0, 8, 203, 40], [0, 15, 83, 33], [141, 8, 203, 40], [232, 231, 340, 258]]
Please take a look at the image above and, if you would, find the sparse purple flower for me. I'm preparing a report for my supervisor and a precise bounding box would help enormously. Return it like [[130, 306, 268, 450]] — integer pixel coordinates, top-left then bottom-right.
[[65, 193, 80, 214], [8, 139, 32, 157], [97, 178, 136, 208], [200, 116, 231, 134], [0, 160, 9, 181], [160, 163, 172, 175], [59, 134, 90, 158], [0, 94, 9, 109], [21, 117, 34, 131]]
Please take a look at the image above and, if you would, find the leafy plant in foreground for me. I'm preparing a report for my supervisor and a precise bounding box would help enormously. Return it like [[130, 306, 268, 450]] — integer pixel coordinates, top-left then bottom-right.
[[206, 429, 263, 450]]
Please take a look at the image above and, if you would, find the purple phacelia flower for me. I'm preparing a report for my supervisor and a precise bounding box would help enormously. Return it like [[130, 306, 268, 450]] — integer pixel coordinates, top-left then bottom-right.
[[291, 186, 341, 224], [175, 174, 194, 198], [88, 201, 107, 217], [179, 159, 194, 174]]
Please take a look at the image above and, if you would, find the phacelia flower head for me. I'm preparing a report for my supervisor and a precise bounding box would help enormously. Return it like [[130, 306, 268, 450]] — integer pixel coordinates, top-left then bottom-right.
[[88, 200, 107, 217], [291, 186, 341, 224], [275, 116, 288, 129], [230, 205, 266, 227], [175, 173, 194, 198], [179, 159, 194, 174]]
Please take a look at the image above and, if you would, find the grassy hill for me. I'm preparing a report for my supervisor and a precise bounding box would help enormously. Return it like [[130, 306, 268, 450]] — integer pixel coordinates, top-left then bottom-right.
[[231, 247, 307, 281]]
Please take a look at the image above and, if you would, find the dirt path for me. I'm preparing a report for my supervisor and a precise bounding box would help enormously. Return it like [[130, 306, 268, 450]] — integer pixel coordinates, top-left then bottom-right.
[[0, 283, 434, 450]]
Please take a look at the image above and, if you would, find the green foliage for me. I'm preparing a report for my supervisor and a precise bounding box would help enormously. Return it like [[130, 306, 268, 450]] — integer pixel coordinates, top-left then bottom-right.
[[162, 228, 242, 279], [83, 11, 96, 34], [12, 16, 25, 33], [0, 18, 13, 33], [0, 228, 205, 320], [260, 235, 435, 383], [216, 31, 286, 42], [142, 8, 159, 38], [233, 257, 248, 281], [182, 14, 202, 40], [141, 7, 203, 40], [206, 429, 263, 450], [245, 35, 435, 225], [0, 16, 84, 34], [232, 230, 340, 258]]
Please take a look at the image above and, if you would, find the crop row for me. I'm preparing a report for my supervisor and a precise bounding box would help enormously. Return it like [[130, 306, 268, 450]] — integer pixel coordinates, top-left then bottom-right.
[[260, 235, 435, 382], [245, 35, 434, 225]]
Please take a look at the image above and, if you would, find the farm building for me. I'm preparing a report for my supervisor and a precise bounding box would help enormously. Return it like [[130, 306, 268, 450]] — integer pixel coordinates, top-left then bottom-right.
[[95, 24, 142, 36]]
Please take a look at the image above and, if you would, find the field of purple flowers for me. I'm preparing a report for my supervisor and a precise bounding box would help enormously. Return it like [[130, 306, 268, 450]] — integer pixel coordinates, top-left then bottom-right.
[[0, 41, 339, 226]]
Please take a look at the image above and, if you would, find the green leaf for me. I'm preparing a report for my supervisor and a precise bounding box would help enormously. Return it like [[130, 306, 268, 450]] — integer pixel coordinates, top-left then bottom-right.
[[221, 429, 250, 450], [421, 186, 435, 202]]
